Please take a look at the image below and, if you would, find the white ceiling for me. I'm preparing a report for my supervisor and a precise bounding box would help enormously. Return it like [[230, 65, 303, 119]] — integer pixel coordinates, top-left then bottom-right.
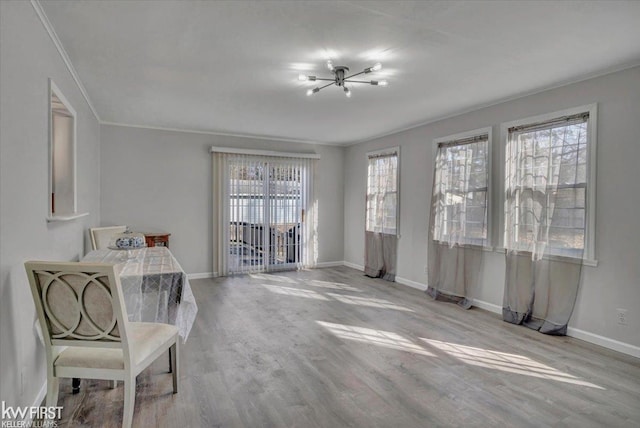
[[41, 1, 640, 145]]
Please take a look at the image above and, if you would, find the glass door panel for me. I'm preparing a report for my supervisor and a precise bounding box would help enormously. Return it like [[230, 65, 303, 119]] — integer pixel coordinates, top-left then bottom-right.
[[227, 158, 306, 274]]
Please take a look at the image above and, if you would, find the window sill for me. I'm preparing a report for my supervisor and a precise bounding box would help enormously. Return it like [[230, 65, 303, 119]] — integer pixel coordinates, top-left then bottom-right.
[[493, 247, 598, 267], [366, 230, 399, 237], [433, 241, 493, 251], [47, 212, 89, 223]]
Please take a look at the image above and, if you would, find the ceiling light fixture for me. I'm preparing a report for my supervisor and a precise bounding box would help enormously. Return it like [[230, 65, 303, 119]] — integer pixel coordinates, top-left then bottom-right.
[[302, 60, 388, 98]]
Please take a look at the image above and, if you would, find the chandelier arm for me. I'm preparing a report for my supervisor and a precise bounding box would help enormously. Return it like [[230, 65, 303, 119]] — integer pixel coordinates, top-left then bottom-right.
[[314, 78, 336, 82], [344, 70, 367, 80], [344, 80, 374, 84], [317, 81, 337, 91]]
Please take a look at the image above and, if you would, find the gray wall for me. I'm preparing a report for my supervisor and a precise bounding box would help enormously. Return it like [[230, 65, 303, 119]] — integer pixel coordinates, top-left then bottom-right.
[[100, 125, 345, 274], [0, 1, 101, 411], [344, 66, 640, 350]]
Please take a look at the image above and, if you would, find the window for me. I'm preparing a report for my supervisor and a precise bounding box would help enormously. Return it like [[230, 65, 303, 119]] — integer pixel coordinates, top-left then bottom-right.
[[366, 149, 399, 235], [503, 104, 597, 260], [432, 129, 490, 247]]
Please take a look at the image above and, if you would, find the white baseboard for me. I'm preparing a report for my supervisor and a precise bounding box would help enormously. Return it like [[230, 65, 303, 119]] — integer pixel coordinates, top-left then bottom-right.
[[395, 276, 428, 291], [343, 261, 364, 271], [315, 261, 345, 268], [472, 299, 503, 314], [33, 381, 47, 407], [187, 272, 215, 280], [341, 261, 428, 291], [25, 381, 47, 424], [567, 327, 640, 359]]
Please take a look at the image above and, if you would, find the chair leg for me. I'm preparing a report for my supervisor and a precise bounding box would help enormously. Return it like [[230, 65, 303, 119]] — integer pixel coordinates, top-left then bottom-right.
[[123, 376, 136, 428], [168, 347, 172, 373], [171, 342, 179, 394], [46, 375, 59, 409]]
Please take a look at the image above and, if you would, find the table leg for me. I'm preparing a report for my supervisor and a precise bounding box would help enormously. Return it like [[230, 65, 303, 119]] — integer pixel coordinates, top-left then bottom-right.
[[72, 378, 80, 394]]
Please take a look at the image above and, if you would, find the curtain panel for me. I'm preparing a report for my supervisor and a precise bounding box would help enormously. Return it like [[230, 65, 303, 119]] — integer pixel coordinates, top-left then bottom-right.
[[364, 232, 397, 281], [503, 113, 588, 335], [212, 152, 230, 276], [364, 150, 399, 281], [426, 134, 489, 308]]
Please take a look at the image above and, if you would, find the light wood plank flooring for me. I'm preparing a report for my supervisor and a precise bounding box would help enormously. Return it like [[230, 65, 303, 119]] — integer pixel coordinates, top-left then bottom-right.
[[54, 266, 640, 427]]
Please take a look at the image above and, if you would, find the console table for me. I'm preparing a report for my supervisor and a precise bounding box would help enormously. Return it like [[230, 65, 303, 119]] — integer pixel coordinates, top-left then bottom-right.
[[144, 232, 171, 248]]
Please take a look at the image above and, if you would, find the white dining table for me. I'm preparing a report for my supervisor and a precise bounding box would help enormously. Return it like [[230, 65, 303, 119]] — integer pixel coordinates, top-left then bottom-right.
[[82, 246, 198, 341]]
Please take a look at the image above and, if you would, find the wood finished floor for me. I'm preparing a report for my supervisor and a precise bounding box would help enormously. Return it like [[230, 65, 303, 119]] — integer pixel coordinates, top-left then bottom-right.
[[54, 266, 640, 427]]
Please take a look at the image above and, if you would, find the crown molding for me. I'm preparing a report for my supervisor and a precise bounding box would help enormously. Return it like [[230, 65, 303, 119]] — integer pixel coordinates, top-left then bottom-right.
[[100, 121, 345, 147], [31, 0, 100, 122]]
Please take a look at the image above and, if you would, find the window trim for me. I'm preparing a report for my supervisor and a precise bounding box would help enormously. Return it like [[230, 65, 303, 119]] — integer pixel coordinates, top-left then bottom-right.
[[46, 79, 90, 223], [432, 127, 493, 249], [366, 146, 400, 237], [499, 103, 598, 264]]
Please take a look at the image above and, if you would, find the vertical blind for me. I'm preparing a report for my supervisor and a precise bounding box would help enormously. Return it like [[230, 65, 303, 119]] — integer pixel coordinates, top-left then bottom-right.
[[213, 150, 316, 276]]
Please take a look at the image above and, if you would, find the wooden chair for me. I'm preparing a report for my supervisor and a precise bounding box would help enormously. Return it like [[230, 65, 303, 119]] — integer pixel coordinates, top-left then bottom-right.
[[25, 261, 179, 428], [89, 226, 127, 250]]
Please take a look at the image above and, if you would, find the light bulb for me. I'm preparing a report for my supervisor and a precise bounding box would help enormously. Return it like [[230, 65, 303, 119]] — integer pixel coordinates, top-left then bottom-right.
[[371, 62, 382, 71], [327, 60, 334, 71], [378, 80, 388, 86], [306, 88, 319, 96], [344, 87, 351, 98], [298, 74, 308, 81]]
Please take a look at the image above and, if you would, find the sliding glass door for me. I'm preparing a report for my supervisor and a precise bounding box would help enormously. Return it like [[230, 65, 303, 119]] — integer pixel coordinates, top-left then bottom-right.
[[226, 155, 310, 274]]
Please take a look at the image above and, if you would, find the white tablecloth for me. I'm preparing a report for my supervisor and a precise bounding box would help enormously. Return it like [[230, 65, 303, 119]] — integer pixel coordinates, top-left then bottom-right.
[[82, 247, 197, 341]]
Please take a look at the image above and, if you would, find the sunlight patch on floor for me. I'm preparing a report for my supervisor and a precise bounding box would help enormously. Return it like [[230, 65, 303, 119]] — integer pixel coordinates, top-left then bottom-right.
[[326, 293, 414, 312], [308, 280, 362, 292], [420, 338, 604, 389], [250, 273, 298, 283], [261, 284, 329, 300], [317, 321, 434, 356]]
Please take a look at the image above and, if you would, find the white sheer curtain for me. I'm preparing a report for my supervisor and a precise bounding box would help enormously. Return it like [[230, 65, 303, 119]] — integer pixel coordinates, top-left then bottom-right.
[[212, 150, 316, 276], [503, 112, 588, 334], [364, 149, 399, 281], [427, 134, 489, 308]]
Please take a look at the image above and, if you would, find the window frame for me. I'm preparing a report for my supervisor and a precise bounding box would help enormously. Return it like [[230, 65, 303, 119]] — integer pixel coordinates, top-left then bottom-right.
[[499, 104, 598, 264], [432, 127, 493, 249], [366, 146, 400, 236], [46, 78, 93, 223]]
